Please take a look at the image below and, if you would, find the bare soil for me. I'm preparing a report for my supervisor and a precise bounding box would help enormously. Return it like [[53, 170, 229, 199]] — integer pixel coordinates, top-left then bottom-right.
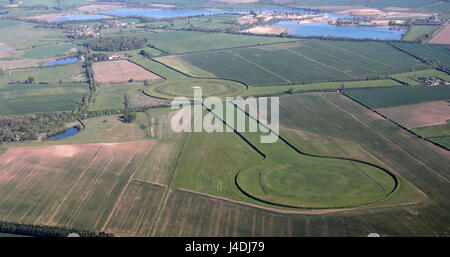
[[377, 100, 450, 128], [93, 60, 161, 83]]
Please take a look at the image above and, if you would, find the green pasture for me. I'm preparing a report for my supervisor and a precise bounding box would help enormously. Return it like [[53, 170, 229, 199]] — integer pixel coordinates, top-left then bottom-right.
[[0, 83, 88, 115]]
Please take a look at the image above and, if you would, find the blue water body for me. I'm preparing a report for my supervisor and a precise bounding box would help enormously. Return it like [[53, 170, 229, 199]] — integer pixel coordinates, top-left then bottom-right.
[[44, 57, 78, 67], [274, 21, 405, 40], [51, 127, 80, 139], [52, 14, 108, 21]]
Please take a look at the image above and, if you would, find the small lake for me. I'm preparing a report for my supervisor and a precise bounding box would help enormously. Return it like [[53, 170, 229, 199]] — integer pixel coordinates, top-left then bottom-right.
[[51, 127, 80, 140], [52, 14, 108, 22], [274, 21, 405, 40], [44, 57, 78, 67]]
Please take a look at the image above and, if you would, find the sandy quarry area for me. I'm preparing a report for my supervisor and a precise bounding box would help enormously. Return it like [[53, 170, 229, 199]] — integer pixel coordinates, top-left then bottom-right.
[[377, 100, 450, 128], [244, 26, 286, 35], [93, 60, 162, 83]]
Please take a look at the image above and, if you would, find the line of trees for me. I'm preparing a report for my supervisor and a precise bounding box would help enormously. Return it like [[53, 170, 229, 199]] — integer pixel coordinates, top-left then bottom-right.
[[0, 220, 113, 237], [84, 36, 147, 52]]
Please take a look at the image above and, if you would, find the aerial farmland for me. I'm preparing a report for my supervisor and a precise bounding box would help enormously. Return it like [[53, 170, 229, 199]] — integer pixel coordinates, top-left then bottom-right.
[[0, 0, 448, 246]]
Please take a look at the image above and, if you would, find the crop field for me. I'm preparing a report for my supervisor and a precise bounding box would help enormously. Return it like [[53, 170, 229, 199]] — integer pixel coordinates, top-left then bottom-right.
[[102, 181, 166, 236], [142, 31, 296, 54], [0, 83, 88, 115], [392, 42, 450, 69], [276, 92, 449, 204], [178, 40, 423, 85], [377, 100, 450, 128], [429, 24, 450, 45], [152, 187, 448, 237], [413, 121, 450, 148], [0, 141, 156, 231], [344, 86, 450, 108], [0, 0, 449, 238], [93, 60, 162, 84]]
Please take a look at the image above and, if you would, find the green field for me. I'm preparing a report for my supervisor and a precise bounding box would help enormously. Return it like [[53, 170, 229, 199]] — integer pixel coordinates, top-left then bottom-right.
[[391, 69, 450, 86], [413, 120, 450, 148], [179, 40, 423, 85], [403, 25, 439, 42], [21, 44, 78, 59], [392, 42, 450, 69], [0, 63, 86, 87], [146, 78, 247, 99], [244, 79, 402, 96], [143, 31, 296, 54], [0, 83, 88, 115], [344, 86, 450, 108]]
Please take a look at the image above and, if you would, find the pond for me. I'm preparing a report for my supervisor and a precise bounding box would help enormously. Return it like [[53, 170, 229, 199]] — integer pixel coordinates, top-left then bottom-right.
[[44, 57, 78, 67], [51, 14, 108, 22], [51, 127, 80, 140], [274, 21, 405, 40]]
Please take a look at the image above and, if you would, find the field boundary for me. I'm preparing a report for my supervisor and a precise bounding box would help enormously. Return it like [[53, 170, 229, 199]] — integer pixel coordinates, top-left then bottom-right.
[[341, 91, 449, 152]]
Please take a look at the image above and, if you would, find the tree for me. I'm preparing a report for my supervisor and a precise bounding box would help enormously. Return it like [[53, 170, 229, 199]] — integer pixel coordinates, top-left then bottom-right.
[[26, 76, 36, 84], [288, 87, 295, 94], [122, 110, 136, 123]]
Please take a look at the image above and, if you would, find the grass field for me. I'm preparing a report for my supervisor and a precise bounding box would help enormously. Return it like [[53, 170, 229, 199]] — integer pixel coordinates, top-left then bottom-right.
[[344, 86, 450, 108], [146, 78, 247, 99], [413, 120, 450, 148], [0, 63, 86, 87], [391, 69, 450, 86], [403, 25, 439, 42], [243, 79, 402, 96], [21, 44, 78, 59], [0, 83, 88, 115], [179, 40, 423, 85]]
